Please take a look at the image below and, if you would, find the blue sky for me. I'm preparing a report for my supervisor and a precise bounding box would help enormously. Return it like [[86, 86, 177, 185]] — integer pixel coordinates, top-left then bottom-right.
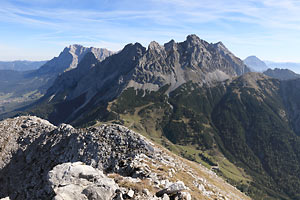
[[0, 0, 300, 63]]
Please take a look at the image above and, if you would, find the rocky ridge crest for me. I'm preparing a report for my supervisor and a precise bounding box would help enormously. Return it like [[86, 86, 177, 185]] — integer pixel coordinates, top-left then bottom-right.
[[263, 68, 300, 80], [0, 116, 250, 200]]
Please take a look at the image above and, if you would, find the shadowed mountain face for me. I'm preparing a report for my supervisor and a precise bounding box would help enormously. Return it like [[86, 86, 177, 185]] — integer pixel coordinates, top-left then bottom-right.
[[244, 56, 268, 72], [263, 68, 300, 80]]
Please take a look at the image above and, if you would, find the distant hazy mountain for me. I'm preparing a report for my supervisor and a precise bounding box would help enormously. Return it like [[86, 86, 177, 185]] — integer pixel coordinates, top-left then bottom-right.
[[0, 60, 47, 71], [265, 61, 300, 74], [0, 45, 113, 116], [243, 56, 268, 72], [263, 68, 300, 80]]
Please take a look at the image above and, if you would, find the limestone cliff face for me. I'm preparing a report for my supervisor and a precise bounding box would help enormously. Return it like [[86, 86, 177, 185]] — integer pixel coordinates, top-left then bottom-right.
[[121, 35, 249, 92], [0, 116, 250, 200], [36, 44, 114, 75]]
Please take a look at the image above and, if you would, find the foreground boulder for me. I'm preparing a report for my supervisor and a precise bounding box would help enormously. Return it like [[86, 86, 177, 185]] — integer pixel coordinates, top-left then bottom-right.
[[156, 181, 186, 197], [48, 162, 118, 200]]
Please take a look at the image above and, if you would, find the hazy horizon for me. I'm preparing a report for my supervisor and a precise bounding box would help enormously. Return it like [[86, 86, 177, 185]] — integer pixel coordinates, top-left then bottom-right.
[[1, 0, 300, 63]]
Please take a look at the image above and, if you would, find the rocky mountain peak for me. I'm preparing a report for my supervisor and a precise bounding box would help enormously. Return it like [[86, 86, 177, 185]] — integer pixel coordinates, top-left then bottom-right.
[[122, 42, 146, 56], [214, 41, 229, 52], [148, 41, 164, 54], [66, 44, 113, 61], [186, 34, 202, 44], [215, 41, 225, 47], [164, 39, 177, 52], [68, 44, 83, 49], [148, 41, 161, 49], [36, 44, 113, 75], [61, 44, 86, 60], [246, 55, 259, 60], [244, 55, 268, 72]]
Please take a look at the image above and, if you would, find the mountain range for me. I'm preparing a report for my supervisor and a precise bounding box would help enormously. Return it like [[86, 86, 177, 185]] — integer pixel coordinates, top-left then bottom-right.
[[0, 60, 47, 71], [1, 35, 300, 200], [25, 35, 249, 124], [265, 61, 300, 74], [244, 56, 300, 75]]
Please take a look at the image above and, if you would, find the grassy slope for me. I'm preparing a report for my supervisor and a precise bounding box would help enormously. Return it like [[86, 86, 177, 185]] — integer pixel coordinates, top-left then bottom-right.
[[85, 84, 255, 198], [22, 77, 300, 199], [82, 79, 300, 199]]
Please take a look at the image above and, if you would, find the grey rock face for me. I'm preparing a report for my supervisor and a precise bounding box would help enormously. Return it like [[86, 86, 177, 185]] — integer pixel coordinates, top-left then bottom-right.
[[48, 162, 118, 200], [0, 116, 56, 169], [129, 35, 249, 92], [0, 116, 155, 199], [46, 52, 100, 96], [37, 44, 114, 75]]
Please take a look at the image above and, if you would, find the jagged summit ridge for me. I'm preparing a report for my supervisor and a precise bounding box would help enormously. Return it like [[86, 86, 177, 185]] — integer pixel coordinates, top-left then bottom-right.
[[128, 34, 249, 92], [32, 34, 250, 124]]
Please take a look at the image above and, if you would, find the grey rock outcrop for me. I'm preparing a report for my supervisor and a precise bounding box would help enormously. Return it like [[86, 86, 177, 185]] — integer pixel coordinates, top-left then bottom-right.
[[156, 181, 186, 197], [0, 116, 251, 200], [48, 162, 118, 200], [0, 116, 155, 199]]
